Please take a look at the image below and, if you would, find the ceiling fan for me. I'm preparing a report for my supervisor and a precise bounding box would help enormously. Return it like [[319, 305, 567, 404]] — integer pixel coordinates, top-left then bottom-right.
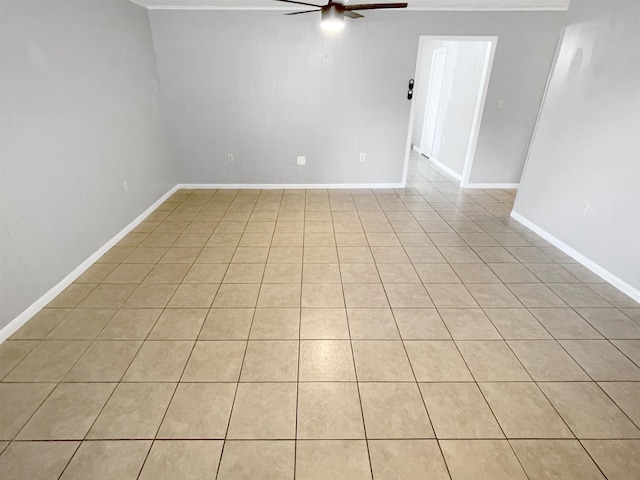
[[275, 0, 408, 31]]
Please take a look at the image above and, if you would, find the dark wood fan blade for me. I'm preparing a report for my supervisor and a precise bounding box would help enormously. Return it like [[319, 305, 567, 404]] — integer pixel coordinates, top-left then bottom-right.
[[273, 0, 324, 8], [345, 3, 408, 10], [285, 9, 322, 15], [344, 10, 364, 18]]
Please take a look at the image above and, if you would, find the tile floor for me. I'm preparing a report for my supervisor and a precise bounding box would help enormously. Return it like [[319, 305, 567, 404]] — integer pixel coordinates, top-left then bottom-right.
[[1, 152, 640, 479]]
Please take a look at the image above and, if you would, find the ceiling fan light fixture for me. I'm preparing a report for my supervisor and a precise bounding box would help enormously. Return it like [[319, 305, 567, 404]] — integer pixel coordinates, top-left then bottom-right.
[[321, 6, 345, 31]]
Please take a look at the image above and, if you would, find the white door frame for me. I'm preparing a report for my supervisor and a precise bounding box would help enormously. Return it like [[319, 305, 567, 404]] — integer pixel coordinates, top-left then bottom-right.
[[420, 47, 448, 159], [401, 35, 498, 188]]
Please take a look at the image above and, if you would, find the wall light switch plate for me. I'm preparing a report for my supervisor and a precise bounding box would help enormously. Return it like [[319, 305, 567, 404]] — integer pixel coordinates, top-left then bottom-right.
[[297, 156, 306, 166], [359, 153, 366, 163]]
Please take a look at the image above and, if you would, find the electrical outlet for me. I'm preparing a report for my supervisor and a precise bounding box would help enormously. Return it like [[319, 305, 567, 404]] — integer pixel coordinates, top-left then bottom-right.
[[228, 154, 234, 162], [497, 100, 504, 109], [122, 181, 129, 192], [297, 156, 306, 166], [359, 153, 366, 163]]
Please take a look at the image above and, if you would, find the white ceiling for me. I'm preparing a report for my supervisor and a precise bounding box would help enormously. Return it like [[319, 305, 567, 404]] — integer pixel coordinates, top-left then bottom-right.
[[131, 0, 570, 11]]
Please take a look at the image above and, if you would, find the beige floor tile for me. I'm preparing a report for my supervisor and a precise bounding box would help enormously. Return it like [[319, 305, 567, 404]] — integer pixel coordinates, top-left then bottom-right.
[[268, 246, 303, 263], [63, 340, 142, 382], [508, 340, 589, 381], [0, 441, 80, 480], [539, 382, 640, 438], [262, 263, 302, 283], [138, 440, 223, 480], [359, 383, 433, 439], [366, 232, 401, 246], [305, 221, 334, 233], [451, 263, 500, 283], [340, 264, 381, 283], [97, 308, 162, 340], [181, 341, 246, 381], [144, 263, 190, 283], [239, 233, 272, 246], [167, 283, 218, 308], [343, 283, 389, 307], [122, 340, 193, 382], [18, 383, 115, 440], [5, 340, 90, 382], [299, 340, 355, 381], [405, 340, 473, 381], [303, 246, 338, 264], [530, 308, 603, 339], [79, 284, 137, 308], [420, 382, 503, 439], [560, 340, 640, 380], [371, 246, 411, 263], [217, 440, 295, 479], [547, 283, 611, 308], [199, 308, 254, 340], [575, 308, 640, 339], [75, 263, 117, 283], [257, 284, 301, 308], [376, 263, 421, 284], [598, 382, 640, 427], [352, 340, 414, 381], [195, 246, 235, 263], [122, 284, 178, 308], [45, 308, 115, 340], [484, 308, 551, 339], [213, 284, 260, 307], [301, 283, 344, 307], [611, 339, 640, 364], [304, 232, 335, 246], [440, 440, 528, 480], [183, 263, 227, 283], [88, 383, 175, 439], [231, 247, 269, 263], [525, 263, 581, 283], [347, 308, 399, 339], [297, 383, 364, 439], [0, 383, 55, 440], [439, 246, 483, 264], [588, 284, 640, 308], [439, 309, 501, 340], [241, 340, 298, 381], [302, 264, 341, 284], [511, 440, 604, 480], [457, 341, 531, 381], [0, 340, 39, 378], [60, 440, 151, 480], [296, 440, 371, 480], [582, 440, 640, 480], [10, 308, 70, 339], [300, 308, 349, 339], [368, 440, 449, 480], [393, 309, 450, 340], [227, 383, 297, 439], [148, 309, 207, 340], [158, 383, 236, 438], [487, 263, 539, 283], [466, 284, 523, 308], [413, 263, 460, 283], [424, 284, 478, 308], [48, 284, 96, 308], [480, 382, 572, 438], [507, 283, 567, 308], [405, 246, 447, 263], [384, 283, 434, 308], [337, 246, 374, 264], [103, 264, 153, 284], [250, 308, 299, 339], [336, 232, 368, 246], [223, 263, 265, 283]]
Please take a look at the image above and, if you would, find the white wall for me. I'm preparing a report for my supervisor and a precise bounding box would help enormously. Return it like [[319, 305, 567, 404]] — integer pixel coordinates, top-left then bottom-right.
[[149, 10, 565, 185], [0, 0, 175, 330], [514, 0, 640, 294]]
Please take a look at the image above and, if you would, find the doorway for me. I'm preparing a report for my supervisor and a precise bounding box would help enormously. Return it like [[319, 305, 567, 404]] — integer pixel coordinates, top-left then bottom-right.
[[402, 36, 497, 187]]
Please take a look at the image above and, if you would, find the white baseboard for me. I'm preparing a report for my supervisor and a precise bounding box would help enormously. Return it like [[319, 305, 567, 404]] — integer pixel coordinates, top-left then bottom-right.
[[176, 183, 405, 190], [463, 182, 520, 189], [0, 186, 180, 344], [426, 157, 463, 181], [510, 211, 640, 304], [412, 145, 421, 153]]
